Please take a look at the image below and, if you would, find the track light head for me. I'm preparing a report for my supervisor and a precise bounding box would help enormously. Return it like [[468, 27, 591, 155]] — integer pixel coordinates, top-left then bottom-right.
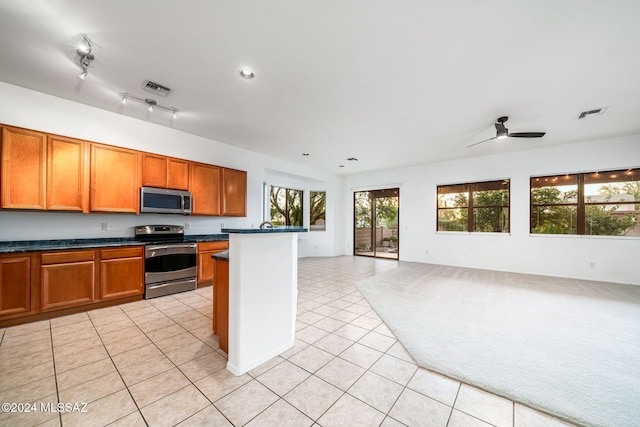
[[76, 34, 94, 79]]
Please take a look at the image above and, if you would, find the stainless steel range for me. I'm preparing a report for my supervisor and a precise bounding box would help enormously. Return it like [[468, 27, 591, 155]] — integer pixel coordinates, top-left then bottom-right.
[[135, 225, 197, 299]]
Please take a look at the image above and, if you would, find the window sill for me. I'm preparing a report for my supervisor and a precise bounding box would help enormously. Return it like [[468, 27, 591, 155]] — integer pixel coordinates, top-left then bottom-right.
[[436, 231, 511, 236], [529, 233, 640, 241]]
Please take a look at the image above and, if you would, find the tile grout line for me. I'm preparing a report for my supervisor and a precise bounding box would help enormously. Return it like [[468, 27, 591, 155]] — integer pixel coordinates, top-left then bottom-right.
[[85, 306, 151, 427], [445, 382, 463, 427], [48, 319, 63, 427], [118, 295, 234, 425]]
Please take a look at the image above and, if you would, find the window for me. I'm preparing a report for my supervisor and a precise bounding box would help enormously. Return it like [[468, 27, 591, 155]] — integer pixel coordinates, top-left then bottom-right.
[[270, 186, 303, 226], [531, 168, 640, 236], [310, 191, 326, 231], [437, 180, 510, 232]]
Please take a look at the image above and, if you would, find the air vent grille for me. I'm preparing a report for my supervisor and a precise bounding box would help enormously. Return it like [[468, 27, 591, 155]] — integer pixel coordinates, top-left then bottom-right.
[[142, 80, 172, 97], [578, 107, 609, 119]]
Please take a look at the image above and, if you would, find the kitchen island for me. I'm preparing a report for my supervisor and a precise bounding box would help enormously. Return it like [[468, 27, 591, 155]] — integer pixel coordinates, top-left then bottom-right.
[[220, 226, 307, 375]]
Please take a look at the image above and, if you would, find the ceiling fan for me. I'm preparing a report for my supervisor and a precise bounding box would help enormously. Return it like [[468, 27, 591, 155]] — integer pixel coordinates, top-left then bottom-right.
[[468, 116, 545, 147]]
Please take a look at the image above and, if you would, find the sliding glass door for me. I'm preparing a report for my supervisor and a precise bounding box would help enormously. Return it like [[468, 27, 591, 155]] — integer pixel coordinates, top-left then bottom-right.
[[354, 188, 399, 259]]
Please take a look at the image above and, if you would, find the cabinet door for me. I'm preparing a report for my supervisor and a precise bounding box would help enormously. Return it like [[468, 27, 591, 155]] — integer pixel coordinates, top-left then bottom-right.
[[141, 153, 168, 188], [100, 247, 143, 300], [221, 168, 247, 217], [1, 126, 46, 210], [190, 162, 221, 216], [167, 157, 189, 190], [196, 241, 228, 287], [41, 251, 95, 312], [0, 255, 32, 317], [47, 135, 89, 212], [90, 144, 140, 213], [214, 259, 229, 353]]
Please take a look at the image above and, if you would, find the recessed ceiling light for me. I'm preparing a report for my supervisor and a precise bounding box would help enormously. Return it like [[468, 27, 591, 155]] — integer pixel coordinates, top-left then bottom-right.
[[239, 69, 254, 79]]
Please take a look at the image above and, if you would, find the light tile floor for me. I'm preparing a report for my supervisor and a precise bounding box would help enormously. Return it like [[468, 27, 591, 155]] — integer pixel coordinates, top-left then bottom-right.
[[0, 256, 577, 426]]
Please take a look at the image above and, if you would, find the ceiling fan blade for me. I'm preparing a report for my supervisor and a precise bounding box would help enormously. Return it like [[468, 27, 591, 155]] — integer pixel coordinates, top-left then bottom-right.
[[508, 132, 546, 138], [467, 136, 497, 147]]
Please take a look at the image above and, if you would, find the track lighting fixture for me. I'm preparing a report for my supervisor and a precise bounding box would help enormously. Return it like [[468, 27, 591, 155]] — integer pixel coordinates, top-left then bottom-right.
[[121, 93, 178, 118], [76, 34, 94, 79]]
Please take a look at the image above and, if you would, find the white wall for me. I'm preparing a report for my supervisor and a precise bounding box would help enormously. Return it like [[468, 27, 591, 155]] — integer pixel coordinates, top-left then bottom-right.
[[344, 135, 640, 285], [3, 82, 638, 284], [0, 82, 343, 257]]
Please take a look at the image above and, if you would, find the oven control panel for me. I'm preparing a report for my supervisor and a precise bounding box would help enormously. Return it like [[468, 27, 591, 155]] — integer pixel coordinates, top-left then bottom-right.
[[135, 225, 184, 237]]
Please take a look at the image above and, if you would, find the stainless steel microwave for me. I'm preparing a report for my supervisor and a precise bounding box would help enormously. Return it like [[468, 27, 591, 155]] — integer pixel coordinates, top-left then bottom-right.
[[140, 187, 192, 214]]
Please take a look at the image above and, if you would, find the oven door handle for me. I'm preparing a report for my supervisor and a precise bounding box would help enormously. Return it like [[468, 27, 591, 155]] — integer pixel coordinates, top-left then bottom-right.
[[145, 244, 197, 258], [147, 278, 196, 291]]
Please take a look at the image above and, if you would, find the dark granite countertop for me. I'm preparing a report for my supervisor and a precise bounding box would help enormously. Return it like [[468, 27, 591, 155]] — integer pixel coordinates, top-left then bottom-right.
[[221, 226, 307, 234], [211, 250, 229, 261], [0, 234, 229, 254]]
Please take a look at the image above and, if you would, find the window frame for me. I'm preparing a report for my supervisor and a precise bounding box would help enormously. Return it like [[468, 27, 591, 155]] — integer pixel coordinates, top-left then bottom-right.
[[437, 179, 511, 233], [310, 191, 326, 231], [530, 167, 639, 236], [269, 185, 304, 226]]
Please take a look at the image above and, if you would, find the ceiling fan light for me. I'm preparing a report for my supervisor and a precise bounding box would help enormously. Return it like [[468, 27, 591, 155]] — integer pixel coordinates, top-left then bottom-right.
[[496, 134, 508, 140]]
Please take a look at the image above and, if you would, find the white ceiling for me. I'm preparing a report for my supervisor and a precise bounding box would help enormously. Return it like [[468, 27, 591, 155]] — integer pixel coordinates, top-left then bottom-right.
[[1, 1, 639, 175]]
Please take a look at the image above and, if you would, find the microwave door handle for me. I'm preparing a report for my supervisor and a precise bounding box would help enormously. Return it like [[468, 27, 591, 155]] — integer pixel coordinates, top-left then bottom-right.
[[181, 195, 184, 211]]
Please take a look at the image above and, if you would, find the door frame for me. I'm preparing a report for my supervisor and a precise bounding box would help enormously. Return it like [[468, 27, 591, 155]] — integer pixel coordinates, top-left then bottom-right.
[[353, 188, 399, 259]]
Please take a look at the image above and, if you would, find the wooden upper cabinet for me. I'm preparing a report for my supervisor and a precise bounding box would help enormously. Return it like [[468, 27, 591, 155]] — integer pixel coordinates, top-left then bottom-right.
[[1, 124, 247, 217], [47, 135, 89, 212], [142, 153, 189, 190], [1, 126, 47, 210], [221, 168, 247, 217], [141, 153, 167, 188], [90, 143, 140, 213], [190, 162, 221, 216], [167, 158, 189, 190]]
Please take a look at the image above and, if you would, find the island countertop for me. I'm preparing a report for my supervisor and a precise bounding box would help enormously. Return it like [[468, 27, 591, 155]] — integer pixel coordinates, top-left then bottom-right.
[[211, 250, 229, 261], [221, 226, 307, 234]]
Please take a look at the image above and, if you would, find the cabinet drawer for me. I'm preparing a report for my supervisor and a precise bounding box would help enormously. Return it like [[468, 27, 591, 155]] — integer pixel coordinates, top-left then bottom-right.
[[197, 241, 228, 251], [101, 246, 143, 260], [41, 250, 95, 265]]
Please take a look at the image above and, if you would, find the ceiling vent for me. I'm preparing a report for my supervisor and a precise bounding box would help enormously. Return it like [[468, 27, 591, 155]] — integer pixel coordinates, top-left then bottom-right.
[[578, 107, 609, 119], [142, 80, 172, 97]]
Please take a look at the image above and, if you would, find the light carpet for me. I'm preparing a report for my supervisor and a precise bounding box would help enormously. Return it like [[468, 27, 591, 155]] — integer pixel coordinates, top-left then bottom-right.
[[355, 262, 640, 427]]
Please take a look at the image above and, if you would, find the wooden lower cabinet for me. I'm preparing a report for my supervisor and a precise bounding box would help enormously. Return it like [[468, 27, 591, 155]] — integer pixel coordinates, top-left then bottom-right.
[[41, 250, 96, 312], [213, 258, 229, 353], [197, 241, 229, 287], [100, 247, 144, 300], [0, 254, 34, 318]]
